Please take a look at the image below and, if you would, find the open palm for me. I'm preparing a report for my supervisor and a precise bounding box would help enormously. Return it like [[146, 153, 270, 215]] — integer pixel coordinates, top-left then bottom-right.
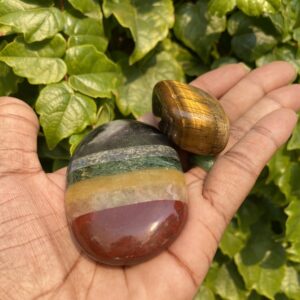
[[1, 62, 299, 300]]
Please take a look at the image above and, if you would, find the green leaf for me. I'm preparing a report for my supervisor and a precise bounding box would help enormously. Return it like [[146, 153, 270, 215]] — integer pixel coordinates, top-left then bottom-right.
[[285, 197, 300, 262], [68, 0, 102, 19], [69, 128, 91, 155], [234, 221, 286, 299], [267, 146, 291, 187], [161, 39, 208, 77], [236, 0, 281, 16], [65, 45, 122, 98], [255, 180, 288, 208], [228, 12, 279, 62], [36, 82, 97, 149], [208, 0, 236, 16], [0, 35, 67, 84], [0, 41, 7, 52], [69, 100, 115, 154], [293, 27, 300, 47], [278, 162, 300, 199], [214, 262, 247, 300], [211, 56, 239, 69], [256, 45, 300, 73], [0, 62, 21, 96], [103, 0, 174, 64], [52, 159, 69, 171], [0, 7, 64, 43], [174, 0, 226, 63], [288, 118, 300, 150], [219, 221, 246, 258], [1, 34, 66, 58], [248, 290, 268, 299], [194, 285, 216, 300], [269, 0, 300, 41], [64, 10, 108, 52], [0, 0, 52, 16], [95, 100, 115, 127], [68, 101, 114, 155], [236, 200, 264, 234], [38, 137, 70, 161], [201, 261, 220, 292], [281, 266, 300, 299], [11, 77, 39, 106], [117, 50, 184, 117]]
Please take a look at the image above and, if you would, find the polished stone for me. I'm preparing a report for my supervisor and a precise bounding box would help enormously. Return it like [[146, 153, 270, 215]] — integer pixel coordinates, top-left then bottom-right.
[[65, 120, 188, 266], [152, 80, 230, 155]]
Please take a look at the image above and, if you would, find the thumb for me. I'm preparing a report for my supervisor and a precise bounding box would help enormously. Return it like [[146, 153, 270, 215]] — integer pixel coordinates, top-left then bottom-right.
[[0, 97, 41, 175]]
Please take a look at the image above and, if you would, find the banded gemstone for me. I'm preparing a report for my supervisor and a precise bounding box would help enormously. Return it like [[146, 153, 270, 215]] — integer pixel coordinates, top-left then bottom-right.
[[65, 120, 188, 266]]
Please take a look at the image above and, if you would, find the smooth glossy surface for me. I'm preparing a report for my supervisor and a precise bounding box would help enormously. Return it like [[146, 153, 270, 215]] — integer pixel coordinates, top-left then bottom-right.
[[152, 80, 230, 155], [65, 120, 188, 266], [71, 200, 187, 266]]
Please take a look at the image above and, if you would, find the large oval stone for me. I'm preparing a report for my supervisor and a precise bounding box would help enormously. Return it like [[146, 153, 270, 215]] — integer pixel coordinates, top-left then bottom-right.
[[65, 120, 188, 266]]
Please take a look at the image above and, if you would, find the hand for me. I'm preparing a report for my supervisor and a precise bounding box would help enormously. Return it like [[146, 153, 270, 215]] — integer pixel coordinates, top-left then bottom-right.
[[0, 61, 299, 300]]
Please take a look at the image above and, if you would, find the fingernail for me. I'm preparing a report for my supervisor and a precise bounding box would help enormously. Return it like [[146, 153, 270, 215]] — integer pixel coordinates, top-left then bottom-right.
[[289, 63, 298, 83], [239, 63, 251, 72]]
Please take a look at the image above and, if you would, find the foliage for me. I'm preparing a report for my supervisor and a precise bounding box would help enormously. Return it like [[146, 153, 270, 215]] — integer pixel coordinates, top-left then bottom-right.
[[0, 0, 300, 299]]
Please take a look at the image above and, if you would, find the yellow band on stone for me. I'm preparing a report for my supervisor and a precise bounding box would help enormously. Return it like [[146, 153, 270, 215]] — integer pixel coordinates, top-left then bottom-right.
[[65, 168, 187, 219]]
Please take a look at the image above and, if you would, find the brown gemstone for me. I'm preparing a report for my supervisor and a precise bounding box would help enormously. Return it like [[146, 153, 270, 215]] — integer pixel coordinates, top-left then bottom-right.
[[71, 200, 187, 266], [152, 80, 230, 155]]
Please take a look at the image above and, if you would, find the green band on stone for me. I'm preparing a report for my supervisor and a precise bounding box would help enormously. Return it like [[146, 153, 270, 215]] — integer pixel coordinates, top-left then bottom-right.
[[69, 144, 179, 173], [68, 156, 182, 185]]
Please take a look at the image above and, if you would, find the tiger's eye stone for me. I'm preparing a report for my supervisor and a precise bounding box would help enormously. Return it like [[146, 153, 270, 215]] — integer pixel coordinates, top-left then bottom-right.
[[152, 80, 230, 155], [65, 120, 188, 266]]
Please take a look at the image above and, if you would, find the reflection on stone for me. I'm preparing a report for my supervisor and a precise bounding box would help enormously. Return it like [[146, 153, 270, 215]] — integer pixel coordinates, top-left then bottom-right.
[[71, 200, 187, 266]]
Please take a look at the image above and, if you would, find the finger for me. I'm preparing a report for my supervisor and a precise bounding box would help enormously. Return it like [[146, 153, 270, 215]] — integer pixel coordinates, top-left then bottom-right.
[[166, 168, 223, 286], [0, 97, 41, 174], [204, 108, 297, 223], [190, 63, 250, 98], [139, 64, 249, 127], [226, 84, 300, 150], [220, 61, 297, 122], [47, 167, 67, 191], [158, 92, 300, 281]]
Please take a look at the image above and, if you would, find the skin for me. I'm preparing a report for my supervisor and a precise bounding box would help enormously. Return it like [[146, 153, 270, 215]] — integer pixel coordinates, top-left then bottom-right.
[[0, 61, 300, 300]]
